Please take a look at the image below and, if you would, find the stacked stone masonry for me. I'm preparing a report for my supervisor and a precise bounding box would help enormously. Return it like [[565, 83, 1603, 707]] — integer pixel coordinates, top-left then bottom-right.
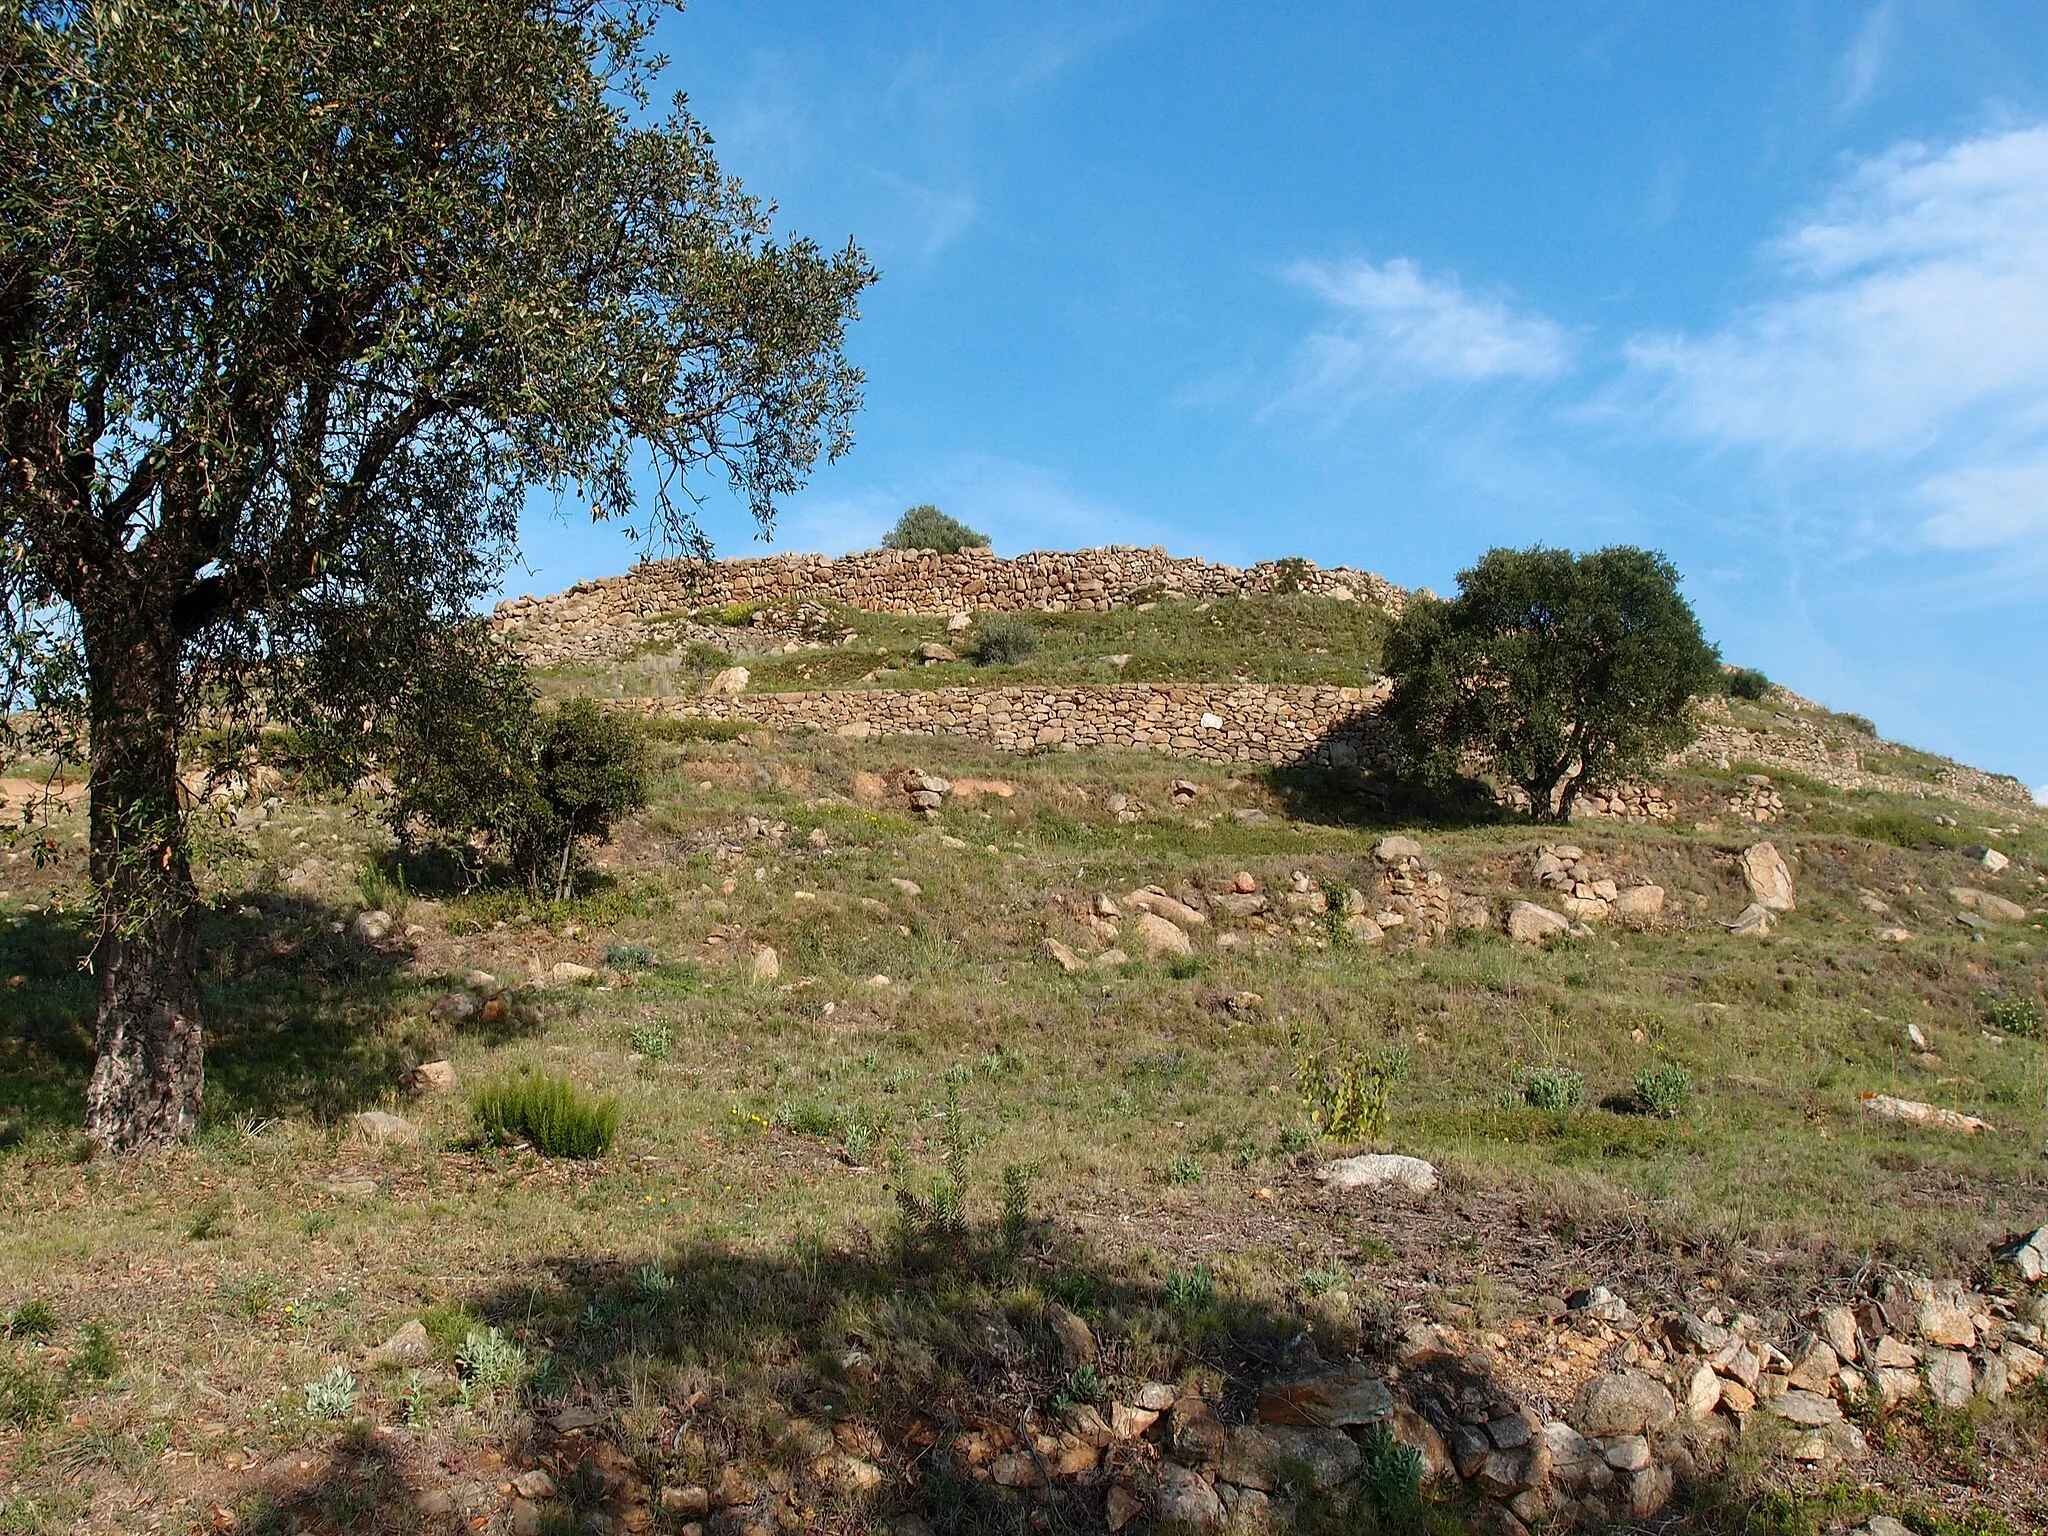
[[492, 545, 1407, 665]]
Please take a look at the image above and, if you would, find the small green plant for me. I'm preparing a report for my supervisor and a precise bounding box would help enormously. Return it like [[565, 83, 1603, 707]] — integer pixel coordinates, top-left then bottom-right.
[[842, 1117, 878, 1166], [1165, 1153, 1205, 1186], [1634, 1061, 1694, 1118], [456, 1326, 527, 1391], [1986, 995, 2044, 1040], [605, 942, 655, 970], [628, 1022, 672, 1060], [1516, 1065, 1586, 1113], [1356, 1421, 1425, 1514], [1300, 1264, 1349, 1298], [1164, 1263, 1217, 1313], [6, 1299, 57, 1339], [1293, 1026, 1406, 1141], [708, 600, 764, 626], [880, 503, 989, 555], [965, 613, 1040, 666], [472, 1071, 619, 1158], [355, 860, 411, 919], [67, 1324, 119, 1382], [632, 1262, 677, 1303], [999, 1161, 1038, 1262], [1278, 1125, 1315, 1155], [303, 1365, 358, 1421], [1163, 953, 1208, 980], [400, 1370, 435, 1432], [1062, 1362, 1108, 1405], [186, 1195, 233, 1241], [0, 1363, 62, 1428]]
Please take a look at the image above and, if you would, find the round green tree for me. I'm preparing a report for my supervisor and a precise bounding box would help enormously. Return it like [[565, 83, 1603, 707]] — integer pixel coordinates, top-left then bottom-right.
[[880, 504, 989, 554], [0, 0, 873, 1150], [1381, 546, 1721, 822]]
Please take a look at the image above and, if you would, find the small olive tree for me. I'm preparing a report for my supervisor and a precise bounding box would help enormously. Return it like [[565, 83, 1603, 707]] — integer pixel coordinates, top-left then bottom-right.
[[880, 504, 989, 554], [1381, 546, 1720, 822]]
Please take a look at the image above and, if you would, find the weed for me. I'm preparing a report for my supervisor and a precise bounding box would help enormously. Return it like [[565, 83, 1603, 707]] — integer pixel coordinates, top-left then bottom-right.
[[628, 1022, 672, 1060], [1355, 1421, 1425, 1514], [1293, 1026, 1404, 1141], [965, 614, 1040, 666], [0, 1363, 61, 1428], [1278, 1125, 1315, 1155], [303, 1365, 358, 1421], [842, 1117, 878, 1166], [67, 1324, 118, 1382], [1634, 1061, 1694, 1118], [1515, 1066, 1587, 1114], [185, 1196, 233, 1241], [5, 1299, 56, 1339], [1300, 1264, 1349, 1298], [299, 1210, 337, 1237], [1163, 952, 1209, 980], [605, 942, 655, 970], [354, 861, 410, 920], [1163, 1263, 1217, 1312], [632, 1262, 677, 1303], [399, 1370, 435, 1432], [1985, 994, 2043, 1040], [1165, 1153, 1205, 1186], [471, 1071, 619, 1158], [1062, 1363, 1108, 1405], [456, 1326, 527, 1392]]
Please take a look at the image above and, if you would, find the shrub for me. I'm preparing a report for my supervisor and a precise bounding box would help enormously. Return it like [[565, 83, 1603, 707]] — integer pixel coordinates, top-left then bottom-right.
[[1381, 546, 1722, 822], [1516, 1066, 1586, 1113], [1356, 1422, 1426, 1515], [1724, 666, 1771, 700], [1634, 1062, 1694, 1118], [1164, 1263, 1217, 1312], [880, 503, 989, 554], [472, 1071, 619, 1157], [606, 943, 655, 970], [1165, 1153, 1205, 1186], [1294, 1027, 1407, 1141], [456, 1326, 527, 1391], [965, 613, 1040, 666], [355, 861, 411, 919], [628, 1022, 672, 1060]]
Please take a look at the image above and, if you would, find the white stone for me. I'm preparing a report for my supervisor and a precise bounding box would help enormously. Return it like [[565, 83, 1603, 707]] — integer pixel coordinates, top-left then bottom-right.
[[1508, 901, 1570, 944], [1318, 1154, 1438, 1197], [1739, 842, 1795, 911]]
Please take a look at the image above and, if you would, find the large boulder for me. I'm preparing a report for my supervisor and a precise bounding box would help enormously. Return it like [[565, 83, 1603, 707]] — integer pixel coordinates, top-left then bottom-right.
[[1316, 1154, 1438, 1197], [1508, 901, 1571, 945], [1132, 911, 1194, 959], [1739, 842, 1795, 911], [1569, 1370, 1676, 1438]]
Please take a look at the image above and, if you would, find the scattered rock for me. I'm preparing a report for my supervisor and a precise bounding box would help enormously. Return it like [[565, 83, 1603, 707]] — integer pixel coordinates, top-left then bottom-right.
[[367, 1319, 434, 1368], [1612, 884, 1665, 921], [1507, 902, 1571, 945], [351, 909, 394, 943], [1255, 1361, 1393, 1427], [1105, 1484, 1142, 1532], [750, 946, 781, 983], [1768, 1390, 1842, 1427], [1968, 846, 2010, 873], [1739, 842, 1796, 911], [549, 961, 596, 985], [1125, 888, 1207, 928], [1316, 1153, 1438, 1197], [1727, 903, 1775, 937], [351, 1110, 418, 1147], [1046, 1303, 1096, 1366], [1372, 836, 1424, 863], [1926, 1349, 1974, 1409], [1999, 1225, 2048, 1282], [707, 666, 749, 697], [1131, 911, 1194, 959], [1858, 1093, 1991, 1135], [1219, 1423, 1361, 1491], [1569, 1371, 1676, 1439], [1040, 937, 1086, 974], [401, 1060, 457, 1095], [889, 877, 923, 897], [1153, 1463, 1224, 1529]]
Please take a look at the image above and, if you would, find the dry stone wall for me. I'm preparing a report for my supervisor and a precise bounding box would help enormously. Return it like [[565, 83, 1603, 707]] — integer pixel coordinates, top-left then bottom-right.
[[626, 682, 1392, 771], [492, 545, 1407, 665]]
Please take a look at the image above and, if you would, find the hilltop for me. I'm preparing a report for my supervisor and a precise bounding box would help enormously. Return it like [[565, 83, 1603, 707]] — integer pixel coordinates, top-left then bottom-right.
[[1, 545, 2045, 1536]]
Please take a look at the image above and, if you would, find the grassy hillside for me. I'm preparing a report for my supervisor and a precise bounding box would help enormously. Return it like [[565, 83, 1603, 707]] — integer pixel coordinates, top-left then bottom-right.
[[1, 592, 2044, 1535]]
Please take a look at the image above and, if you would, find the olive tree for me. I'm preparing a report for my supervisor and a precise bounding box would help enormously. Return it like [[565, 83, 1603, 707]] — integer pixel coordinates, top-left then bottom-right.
[[1380, 546, 1720, 822], [0, 0, 873, 1150]]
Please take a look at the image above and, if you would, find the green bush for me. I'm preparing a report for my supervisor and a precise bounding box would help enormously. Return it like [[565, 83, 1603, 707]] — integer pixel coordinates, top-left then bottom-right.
[[1163, 1262, 1217, 1312], [1724, 666, 1771, 700], [965, 613, 1040, 666], [1381, 546, 1721, 821], [1294, 1027, 1407, 1141], [1986, 995, 2044, 1040], [472, 1071, 619, 1157], [1165, 1153, 1205, 1186], [880, 503, 989, 554], [1516, 1066, 1586, 1113], [1633, 1062, 1694, 1118]]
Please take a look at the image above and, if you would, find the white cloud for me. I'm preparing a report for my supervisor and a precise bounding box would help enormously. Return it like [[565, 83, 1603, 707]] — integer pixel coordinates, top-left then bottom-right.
[[1628, 124, 2048, 549], [1919, 456, 2048, 547], [2035, 783, 2048, 807], [1284, 257, 1573, 388], [1840, 0, 1900, 115]]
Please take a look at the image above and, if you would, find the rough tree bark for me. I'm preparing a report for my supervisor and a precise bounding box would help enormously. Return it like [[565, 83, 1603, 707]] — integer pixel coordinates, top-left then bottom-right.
[[79, 603, 203, 1153]]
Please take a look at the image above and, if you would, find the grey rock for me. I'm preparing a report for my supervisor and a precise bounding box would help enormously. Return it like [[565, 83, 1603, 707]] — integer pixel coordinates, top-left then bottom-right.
[[1255, 1361, 1393, 1427], [1154, 1463, 1224, 1530], [1317, 1153, 1438, 1197], [1925, 1348, 1974, 1409], [1507, 901, 1571, 944], [1569, 1370, 1676, 1438], [351, 1110, 418, 1147], [1217, 1423, 1360, 1491], [367, 1318, 434, 1368], [1372, 836, 1424, 863], [1768, 1390, 1842, 1427]]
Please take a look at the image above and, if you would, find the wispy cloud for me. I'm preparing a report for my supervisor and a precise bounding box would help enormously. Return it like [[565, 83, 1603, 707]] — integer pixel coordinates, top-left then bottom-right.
[[1626, 123, 2048, 551], [1840, 0, 1902, 114], [1283, 257, 1573, 391]]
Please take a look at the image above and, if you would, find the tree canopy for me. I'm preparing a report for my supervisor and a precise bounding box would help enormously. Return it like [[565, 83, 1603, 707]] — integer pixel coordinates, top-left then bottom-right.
[[880, 504, 989, 555], [1380, 546, 1721, 822], [0, 0, 874, 1149]]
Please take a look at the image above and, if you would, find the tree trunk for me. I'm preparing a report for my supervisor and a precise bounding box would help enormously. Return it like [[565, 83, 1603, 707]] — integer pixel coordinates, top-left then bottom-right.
[[80, 608, 202, 1153]]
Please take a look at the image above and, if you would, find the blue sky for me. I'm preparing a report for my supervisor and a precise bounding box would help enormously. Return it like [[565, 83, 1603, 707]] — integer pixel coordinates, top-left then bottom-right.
[[513, 1, 2048, 797]]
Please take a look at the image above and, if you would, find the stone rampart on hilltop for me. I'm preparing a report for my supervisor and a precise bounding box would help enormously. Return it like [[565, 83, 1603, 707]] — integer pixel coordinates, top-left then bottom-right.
[[492, 545, 1407, 664]]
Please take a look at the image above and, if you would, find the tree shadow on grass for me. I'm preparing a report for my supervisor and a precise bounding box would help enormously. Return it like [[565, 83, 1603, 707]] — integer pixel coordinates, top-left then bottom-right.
[[0, 894, 431, 1142], [237, 1424, 468, 1536], [1267, 761, 1512, 835]]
